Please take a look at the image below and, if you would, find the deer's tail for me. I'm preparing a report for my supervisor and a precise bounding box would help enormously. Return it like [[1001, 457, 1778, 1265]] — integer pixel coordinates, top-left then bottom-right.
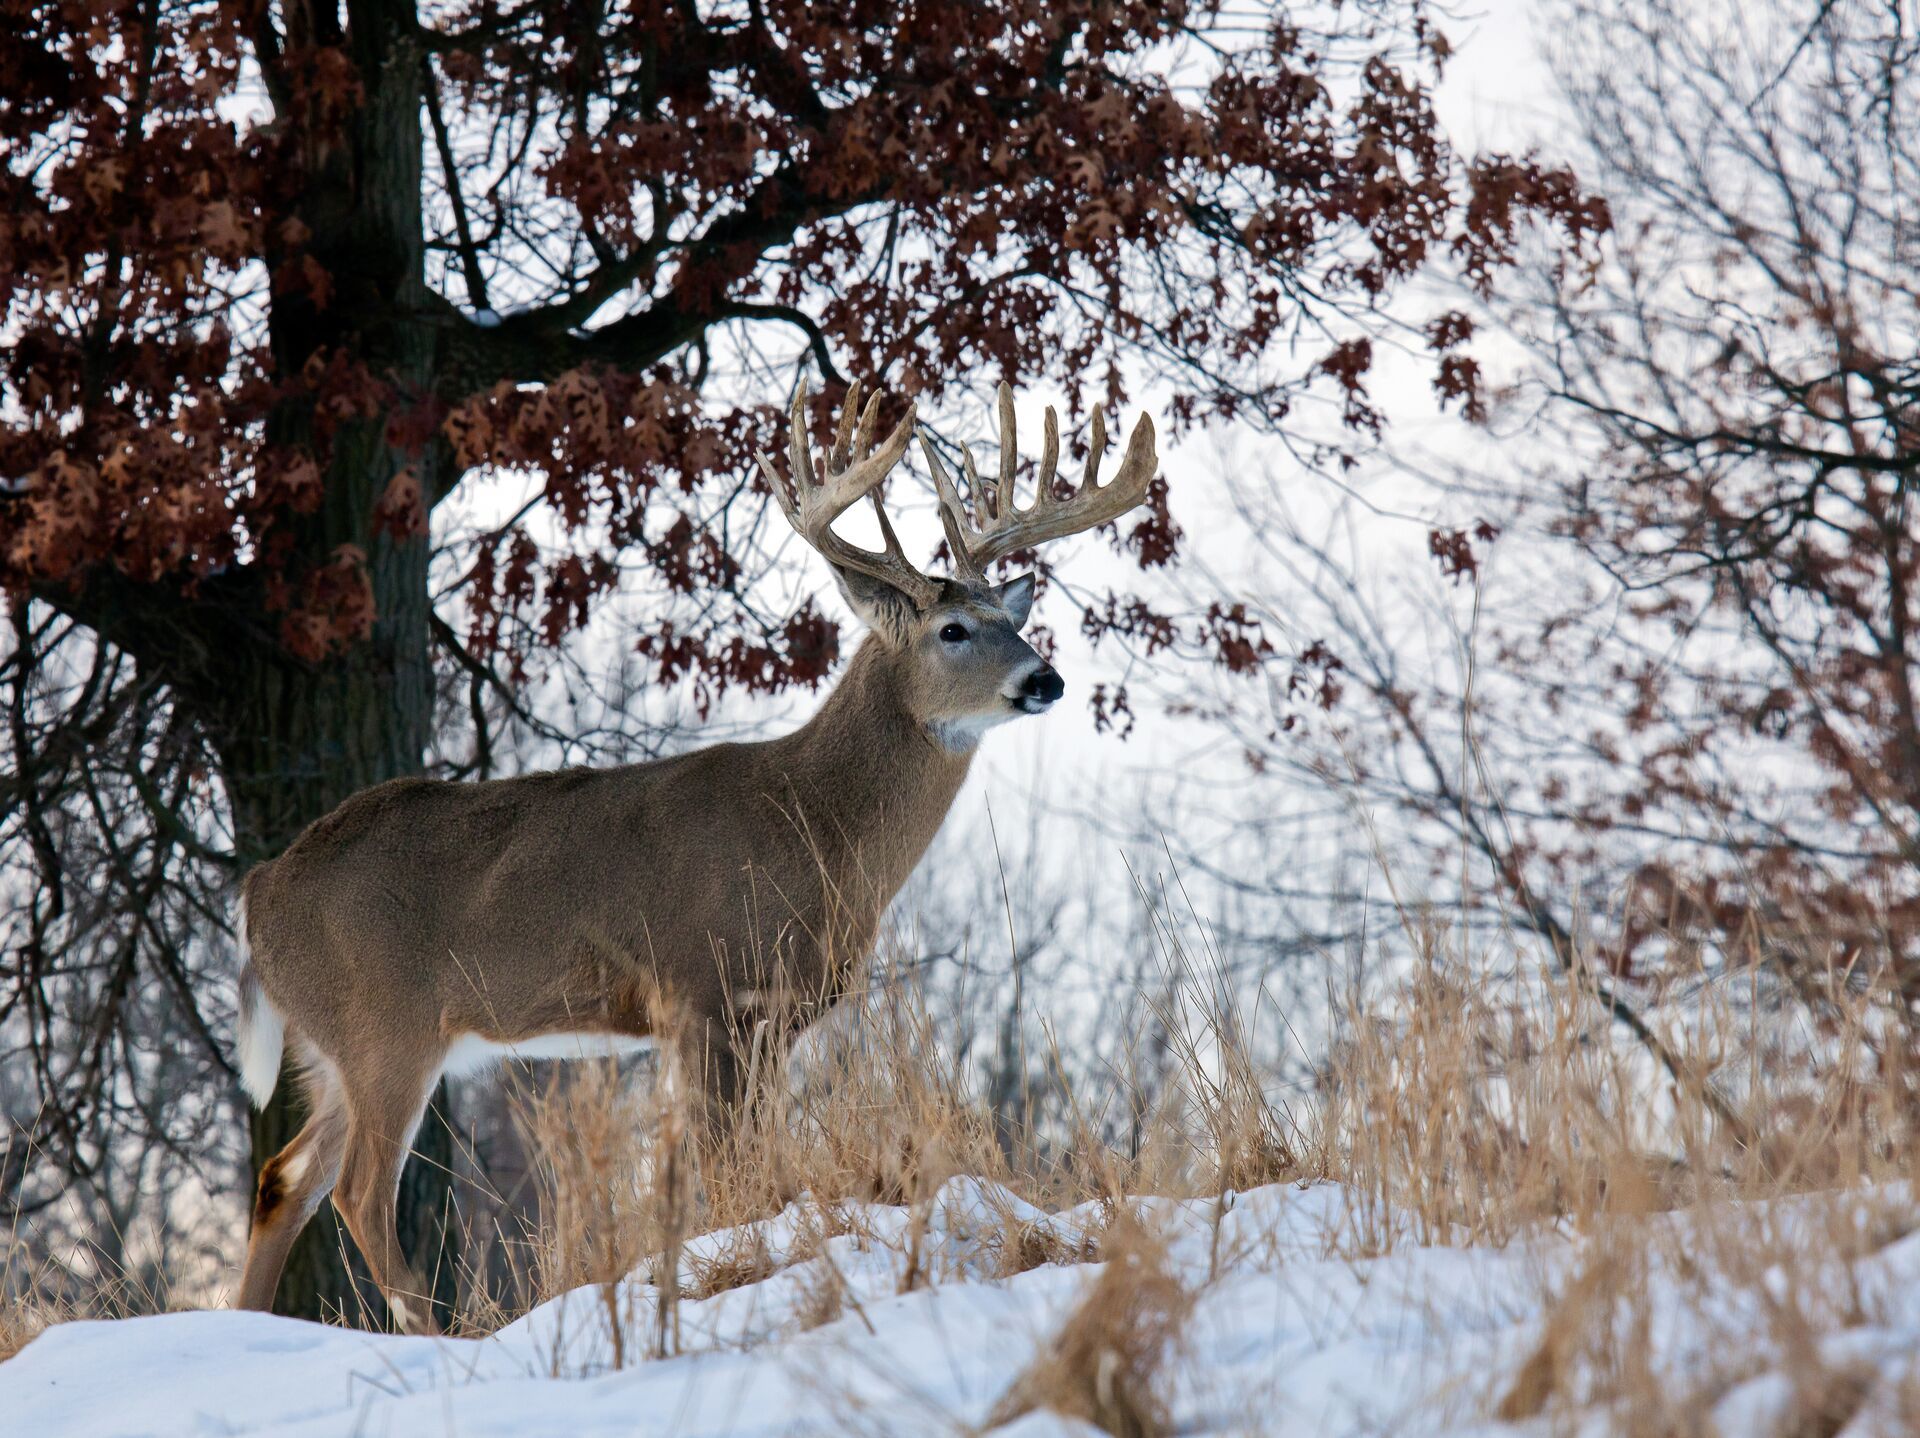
[[235, 895, 284, 1107]]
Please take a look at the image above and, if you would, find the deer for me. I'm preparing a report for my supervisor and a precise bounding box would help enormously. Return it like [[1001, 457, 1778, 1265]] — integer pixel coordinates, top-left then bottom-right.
[[230, 381, 1159, 1333]]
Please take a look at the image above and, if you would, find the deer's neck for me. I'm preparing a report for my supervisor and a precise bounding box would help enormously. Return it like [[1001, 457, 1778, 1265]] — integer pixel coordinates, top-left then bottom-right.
[[770, 637, 972, 901]]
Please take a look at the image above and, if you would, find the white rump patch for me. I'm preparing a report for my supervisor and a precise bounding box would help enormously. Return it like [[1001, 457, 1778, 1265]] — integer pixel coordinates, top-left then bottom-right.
[[234, 896, 287, 1108], [442, 1031, 656, 1077]]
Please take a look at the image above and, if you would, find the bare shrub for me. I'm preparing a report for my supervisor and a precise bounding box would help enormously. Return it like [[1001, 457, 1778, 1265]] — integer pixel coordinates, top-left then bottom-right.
[[994, 1216, 1103, 1280], [514, 1060, 653, 1301], [682, 1230, 775, 1301]]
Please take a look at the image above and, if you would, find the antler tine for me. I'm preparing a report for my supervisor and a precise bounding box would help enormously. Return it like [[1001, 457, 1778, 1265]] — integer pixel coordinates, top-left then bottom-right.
[[957, 436, 988, 529], [995, 383, 1018, 517], [860, 387, 885, 455], [757, 386, 805, 512], [1080, 409, 1108, 495], [786, 383, 813, 494], [1037, 404, 1060, 505], [829, 378, 862, 471], [921, 432, 987, 582], [925, 389, 1160, 577], [869, 490, 910, 565], [759, 381, 938, 608]]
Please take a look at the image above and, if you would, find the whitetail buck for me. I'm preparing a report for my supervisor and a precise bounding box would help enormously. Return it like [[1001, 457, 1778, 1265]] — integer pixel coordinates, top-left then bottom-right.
[[232, 381, 1158, 1331]]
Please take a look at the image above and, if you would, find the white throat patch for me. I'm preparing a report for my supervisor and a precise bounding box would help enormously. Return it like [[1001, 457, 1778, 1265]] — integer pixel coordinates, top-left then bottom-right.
[[928, 710, 1017, 752]]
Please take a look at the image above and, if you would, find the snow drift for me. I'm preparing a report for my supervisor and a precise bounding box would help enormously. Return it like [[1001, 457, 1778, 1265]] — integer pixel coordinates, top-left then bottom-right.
[[7, 1176, 1920, 1436]]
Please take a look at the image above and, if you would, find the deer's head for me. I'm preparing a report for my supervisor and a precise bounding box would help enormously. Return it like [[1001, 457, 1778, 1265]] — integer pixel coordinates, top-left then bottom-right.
[[760, 382, 1158, 751]]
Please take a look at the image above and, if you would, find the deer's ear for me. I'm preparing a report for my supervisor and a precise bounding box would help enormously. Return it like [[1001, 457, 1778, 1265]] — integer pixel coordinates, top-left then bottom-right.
[[992, 573, 1036, 629], [833, 565, 919, 647]]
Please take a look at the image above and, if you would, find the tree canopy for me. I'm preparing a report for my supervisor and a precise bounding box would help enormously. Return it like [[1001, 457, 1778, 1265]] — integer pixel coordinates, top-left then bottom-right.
[[2, 0, 1601, 686]]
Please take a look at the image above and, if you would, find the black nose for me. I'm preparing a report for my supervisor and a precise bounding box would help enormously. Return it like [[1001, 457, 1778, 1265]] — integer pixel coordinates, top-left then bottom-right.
[[1023, 666, 1065, 704]]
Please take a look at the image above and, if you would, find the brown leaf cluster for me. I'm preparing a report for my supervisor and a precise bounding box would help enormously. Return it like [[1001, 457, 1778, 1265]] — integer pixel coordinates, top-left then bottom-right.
[[1, 0, 1605, 703]]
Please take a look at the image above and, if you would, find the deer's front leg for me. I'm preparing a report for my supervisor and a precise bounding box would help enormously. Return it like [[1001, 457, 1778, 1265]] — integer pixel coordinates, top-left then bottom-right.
[[672, 1015, 751, 1162]]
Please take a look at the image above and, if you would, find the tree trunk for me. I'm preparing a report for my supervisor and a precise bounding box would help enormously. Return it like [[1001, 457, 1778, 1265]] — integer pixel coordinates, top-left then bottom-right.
[[203, 0, 458, 1326]]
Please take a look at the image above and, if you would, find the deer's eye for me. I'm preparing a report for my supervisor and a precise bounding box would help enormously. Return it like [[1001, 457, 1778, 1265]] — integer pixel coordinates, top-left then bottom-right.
[[938, 622, 969, 643]]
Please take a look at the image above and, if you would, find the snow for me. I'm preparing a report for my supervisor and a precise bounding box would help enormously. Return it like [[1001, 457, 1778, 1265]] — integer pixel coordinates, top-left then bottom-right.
[[8, 1178, 1920, 1436]]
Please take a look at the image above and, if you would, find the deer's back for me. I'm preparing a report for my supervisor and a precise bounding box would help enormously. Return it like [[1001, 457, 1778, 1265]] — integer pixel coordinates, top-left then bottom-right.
[[240, 747, 825, 1045]]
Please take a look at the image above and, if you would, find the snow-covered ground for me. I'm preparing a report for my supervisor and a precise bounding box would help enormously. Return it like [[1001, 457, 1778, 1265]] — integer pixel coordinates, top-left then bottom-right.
[[8, 1176, 1920, 1436]]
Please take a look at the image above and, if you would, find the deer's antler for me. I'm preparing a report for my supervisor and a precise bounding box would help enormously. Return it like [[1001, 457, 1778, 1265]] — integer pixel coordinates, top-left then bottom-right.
[[920, 382, 1159, 580], [758, 380, 940, 609]]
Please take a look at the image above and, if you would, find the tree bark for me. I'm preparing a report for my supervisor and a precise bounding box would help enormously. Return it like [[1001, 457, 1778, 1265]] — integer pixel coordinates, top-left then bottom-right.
[[209, 0, 459, 1325]]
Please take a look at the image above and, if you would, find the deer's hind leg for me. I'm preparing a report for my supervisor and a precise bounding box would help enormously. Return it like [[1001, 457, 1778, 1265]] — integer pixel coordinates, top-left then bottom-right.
[[332, 1057, 447, 1335], [237, 1057, 349, 1313]]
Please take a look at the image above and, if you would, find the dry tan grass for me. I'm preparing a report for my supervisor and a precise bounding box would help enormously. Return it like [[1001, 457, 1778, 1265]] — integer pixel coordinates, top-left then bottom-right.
[[0, 1251, 180, 1361], [8, 871, 1920, 1438], [986, 1213, 1191, 1438], [681, 1229, 776, 1300], [1307, 920, 1920, 1430], [452, 903, 1920, 1431], [1490, 1188, 1905, 1433], [993, 1214, 1104, 1279], [1, 1172, 178, 1362], [514, 1058, 655, 1298], [0, 1293, 51, 1364]]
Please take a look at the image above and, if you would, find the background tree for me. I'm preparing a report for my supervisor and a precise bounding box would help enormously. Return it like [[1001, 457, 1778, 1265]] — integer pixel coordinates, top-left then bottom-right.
[[1526, 0, 1920, 1001], [0, 0, 1599, 1323], [1168, 0, 1919, 1130]]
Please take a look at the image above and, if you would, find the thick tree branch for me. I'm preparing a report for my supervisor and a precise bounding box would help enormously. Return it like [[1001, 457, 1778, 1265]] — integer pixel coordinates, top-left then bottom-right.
[[441, 165, 886, 389]]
